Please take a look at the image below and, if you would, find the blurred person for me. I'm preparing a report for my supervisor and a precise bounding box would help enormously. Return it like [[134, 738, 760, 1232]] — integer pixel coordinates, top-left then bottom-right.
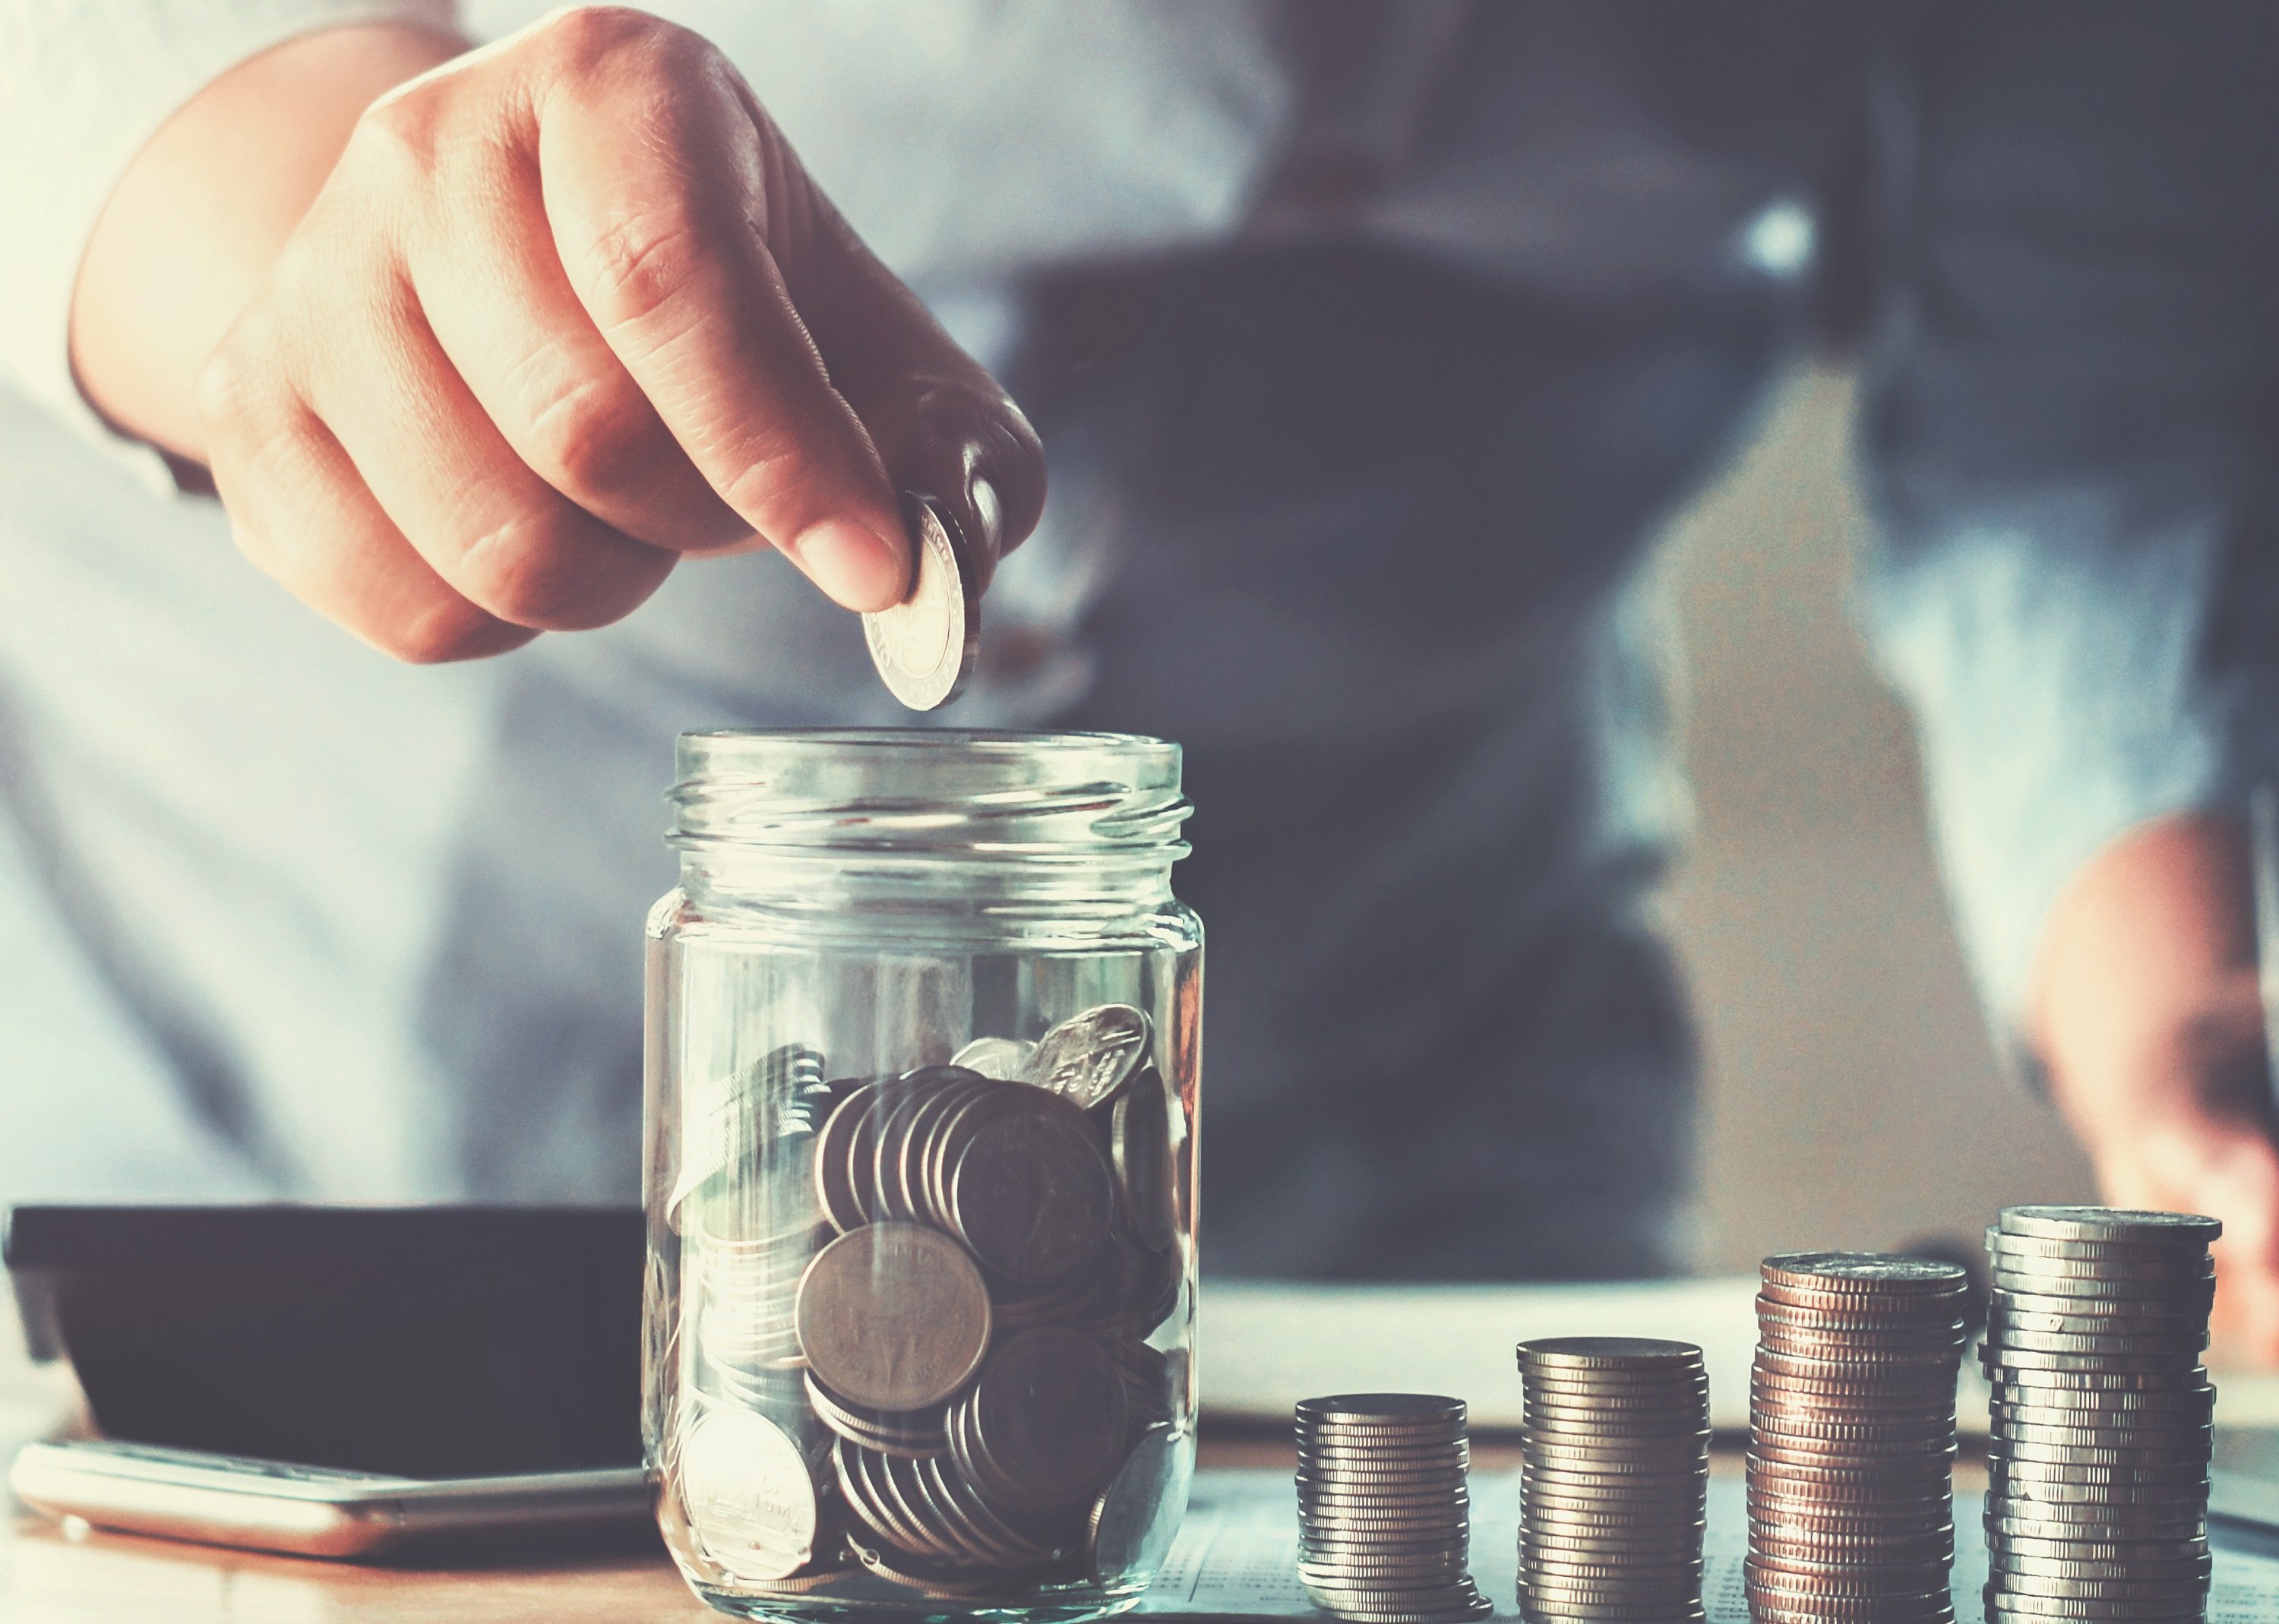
[[5, 2, 2279, 1348]]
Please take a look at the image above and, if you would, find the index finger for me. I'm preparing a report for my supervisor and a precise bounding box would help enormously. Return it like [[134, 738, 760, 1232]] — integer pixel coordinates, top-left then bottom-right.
[[531, 20, 909, 611]]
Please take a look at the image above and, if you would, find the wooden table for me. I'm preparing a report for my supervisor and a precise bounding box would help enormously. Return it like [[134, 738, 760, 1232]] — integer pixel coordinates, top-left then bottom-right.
[[3, 1436, 1963, 1622], [0, 1431, 1411, 1622]]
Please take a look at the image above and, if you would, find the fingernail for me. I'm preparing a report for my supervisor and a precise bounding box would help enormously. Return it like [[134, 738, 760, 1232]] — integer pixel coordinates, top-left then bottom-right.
[[794, 519, 908, 611], [968, 472, 1004, 555]]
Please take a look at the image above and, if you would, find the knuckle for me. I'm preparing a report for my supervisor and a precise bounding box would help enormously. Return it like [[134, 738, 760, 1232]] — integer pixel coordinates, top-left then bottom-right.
[[535, 5, 703, 81], [346, 85, 444, 191], [718, 424, 809, 520], [455, 509, 594, 628], [580, 203, 710, 326], [522, 374, 657, 498]]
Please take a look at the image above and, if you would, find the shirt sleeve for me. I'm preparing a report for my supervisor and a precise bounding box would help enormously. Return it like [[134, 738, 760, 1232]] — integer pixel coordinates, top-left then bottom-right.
[[1854, 3, 2279, 1054], [0, 0, 457, 469]]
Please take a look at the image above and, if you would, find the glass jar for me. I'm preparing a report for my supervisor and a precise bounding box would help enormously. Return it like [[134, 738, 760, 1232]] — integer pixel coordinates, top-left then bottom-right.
[[643, 729, 1201, 1624]]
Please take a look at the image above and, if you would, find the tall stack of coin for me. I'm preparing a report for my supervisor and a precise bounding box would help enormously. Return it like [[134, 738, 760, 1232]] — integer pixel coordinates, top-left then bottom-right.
[[1981, 1206, 2220, 1624], [1294, 1395, 1494, 1622], [670, 1003, 1191, 1597], [1745, 1253, 1968, 1624], [1516, 1338, 1711, 1623]]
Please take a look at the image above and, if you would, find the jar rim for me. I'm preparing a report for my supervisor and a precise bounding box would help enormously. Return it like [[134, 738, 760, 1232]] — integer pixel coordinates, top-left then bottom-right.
[[668, 728, 1190, 867], [678, 727, 1178, 767]]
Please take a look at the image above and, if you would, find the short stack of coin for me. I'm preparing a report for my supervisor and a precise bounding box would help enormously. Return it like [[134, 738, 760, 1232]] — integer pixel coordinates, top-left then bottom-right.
[[1516, 1338, 1710, 1623], [1294, 1395, 1494, 1622], [1981, 1205, 2220, 1624], [1746, 1253, 1968, 1624]]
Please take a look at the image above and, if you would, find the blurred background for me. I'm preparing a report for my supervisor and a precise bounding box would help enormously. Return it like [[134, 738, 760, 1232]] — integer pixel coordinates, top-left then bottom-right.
[[1657, 364, 2099, 1272]]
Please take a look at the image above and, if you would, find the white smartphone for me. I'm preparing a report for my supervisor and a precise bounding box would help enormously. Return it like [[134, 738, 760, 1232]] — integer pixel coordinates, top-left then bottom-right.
[[8, 1439, 654, 1559]]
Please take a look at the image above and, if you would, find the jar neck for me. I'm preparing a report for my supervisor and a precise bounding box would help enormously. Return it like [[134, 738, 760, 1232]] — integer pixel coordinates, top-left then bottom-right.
[[667, 729, 1190, 935]]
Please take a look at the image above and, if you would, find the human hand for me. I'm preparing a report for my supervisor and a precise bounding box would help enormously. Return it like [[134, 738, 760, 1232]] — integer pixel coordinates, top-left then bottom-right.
[[2032, 814, 2279, 1360], [81, 8, 1041, 662]]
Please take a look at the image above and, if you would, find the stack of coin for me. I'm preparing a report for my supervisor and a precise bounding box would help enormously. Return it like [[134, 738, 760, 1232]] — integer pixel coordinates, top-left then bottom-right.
[[1746, 1252, 1968, 1624], [683, 1044, 834, 1427], [1516, 1337, 1710, 1623], [671, 1004, 1191, 1598], [1294, 1394, 1494, 1622], [1980, 1206, 2220, 1624]]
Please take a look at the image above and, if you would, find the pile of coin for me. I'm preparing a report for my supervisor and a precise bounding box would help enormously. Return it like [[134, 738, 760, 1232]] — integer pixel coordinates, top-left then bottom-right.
[[671, 1003, 1190, 1597], [1980, 1205, 2220, 1624], [1745, 1252, 1968, 1624], [1294, 1393, 1494, 1622], [1516, 1337, 1710, 1622]]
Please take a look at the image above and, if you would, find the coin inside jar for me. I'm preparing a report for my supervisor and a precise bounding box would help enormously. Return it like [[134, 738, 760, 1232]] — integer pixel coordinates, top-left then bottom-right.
[[1111, 1066, 1176, 1250], [1020, 1003, 1152, 1109], [947, 1093, 1114, 1284], [795, 1221, 991, 1411], [950, 1035, 1034, 1079], [959, 1326, 1130, 1515], [1089, 1422, 1191, 1583], [678, 1405, 822, 1581]]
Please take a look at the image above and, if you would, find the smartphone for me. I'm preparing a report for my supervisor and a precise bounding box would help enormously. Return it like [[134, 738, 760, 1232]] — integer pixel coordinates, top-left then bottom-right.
[[8, 1439, 654, 1559]]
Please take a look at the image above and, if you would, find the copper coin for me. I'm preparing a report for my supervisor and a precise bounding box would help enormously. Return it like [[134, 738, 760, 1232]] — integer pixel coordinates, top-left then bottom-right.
[[949, 1093, 1114, 1284], [962, 1326, 1129, 1514], [1111, 1066, 1177, 1250], [795, 1221, 991, 1411]]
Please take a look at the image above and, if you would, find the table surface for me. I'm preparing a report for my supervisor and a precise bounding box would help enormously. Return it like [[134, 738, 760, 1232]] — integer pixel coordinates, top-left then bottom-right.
[[0, 1439, 1987, 1624], [0, 1434, 1396, 1623]]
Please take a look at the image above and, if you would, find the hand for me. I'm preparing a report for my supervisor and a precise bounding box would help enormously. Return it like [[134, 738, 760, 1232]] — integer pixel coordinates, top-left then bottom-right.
[[73, 9, 1042, 662], [2032, 814, 2279, 1360]]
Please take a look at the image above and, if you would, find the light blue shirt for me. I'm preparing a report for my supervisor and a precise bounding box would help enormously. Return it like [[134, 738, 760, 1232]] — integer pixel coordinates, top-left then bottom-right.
[[2, 2, 2273, 1275]]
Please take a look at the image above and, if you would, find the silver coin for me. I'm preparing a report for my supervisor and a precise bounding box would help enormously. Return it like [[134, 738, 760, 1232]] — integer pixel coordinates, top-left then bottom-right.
[[1086, 1423, 1188, 1584], [1518, 1337, 1706, 1370], [1986, 1251, 2216, 1284], [1990, 1272, 2214, 1302], [1998, 1207, 2221, 1245], [1990, 1546, 2208, 1571], [1986, 1597, 2207, 1621], [1301, 1465, 1473, 1485], [1522, 1521, 1705, 1549], [1987, 1508, 2206, 1534], [861, 491, 980, 711], [1019, 1003, 1153, 1110], [1981, 1348, 2203, 1376], [1989, 1381, 2213, 1408], [1993, 1425, 2212, 1455], [948, 1035, 1034, 1080], [1759, 1253, 1969, 1293], [1990, 1309, 2208, 1341], [678, 1406, 821, 1581], [1986, 1228, 2219, 1264], [1993, 1366, 2208, 1392], [1990, 1333, 2208, 1362], [1304, 1552, 1474, 1578]]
